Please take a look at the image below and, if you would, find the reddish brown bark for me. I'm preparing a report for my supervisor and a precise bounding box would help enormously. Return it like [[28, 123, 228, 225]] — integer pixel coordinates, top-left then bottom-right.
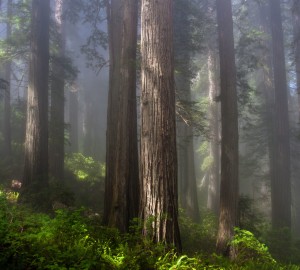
[[22, 0, 50, 204], [140, 0, 181, 250], [103, 0, 139, 232], [216, 0, 239, 258], [49, 0, 65, 181], [269, 0, 291, 230]]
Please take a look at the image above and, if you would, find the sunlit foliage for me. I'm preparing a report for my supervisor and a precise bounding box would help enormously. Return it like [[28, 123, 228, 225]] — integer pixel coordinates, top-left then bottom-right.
[[65, 152, 105, 182], [64, 153, 105, 211], [0, 189, 299, 269]]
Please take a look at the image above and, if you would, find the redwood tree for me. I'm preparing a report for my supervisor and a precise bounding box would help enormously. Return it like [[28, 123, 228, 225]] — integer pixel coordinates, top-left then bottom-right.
[[269, 0, 291, 230], [216, 0, 239, 258], [49, 0, 65, 181], [69, 83, 79, 153], [21, 0, 50, 205], [140, 0, 181, 250], [293, 0, 300, 117], [207, 46, 220, 215], [103, 0, 139, 232], [257, 0, 276, 226], [4, 0, 12, 158], [292, 0, 300, 237]]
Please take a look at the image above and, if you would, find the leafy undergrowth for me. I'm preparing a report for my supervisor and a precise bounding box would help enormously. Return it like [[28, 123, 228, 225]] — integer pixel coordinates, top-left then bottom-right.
[[0, 191, 299, 270]]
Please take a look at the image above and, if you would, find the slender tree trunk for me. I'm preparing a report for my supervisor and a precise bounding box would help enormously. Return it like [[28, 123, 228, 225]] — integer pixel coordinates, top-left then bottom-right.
[[103, 0, 139, 232], [294, 0, 300, 113], [207, 47, 220, 215], [258, 1, 276, 224], [292, 0, 300, 237], [83, 98, 94, 156], [49, 0, 65, 181], [216, 0, 239, 258], [4, 0, 12, 158], [21, 0, 50, 206], [140, 0, 181, 250], [269, 0, 291, 230], [69, 83, 79, 153]]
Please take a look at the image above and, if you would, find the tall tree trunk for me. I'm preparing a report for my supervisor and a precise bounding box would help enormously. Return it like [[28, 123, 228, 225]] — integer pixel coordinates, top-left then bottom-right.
[[103, 0, 139, 233], [294, 0, 300, 114], [216, 0, 239, 258], [69, 83, 79, 153], [21, 0, 50, 206], [207, 47, 220, 215], [4, 0, 12, 158], [269, 0, 291, 230], [292, 0, 300, 237], [140, 0, 181, 250], [49, 0, 65, 181], [257, 1, 276, 225]]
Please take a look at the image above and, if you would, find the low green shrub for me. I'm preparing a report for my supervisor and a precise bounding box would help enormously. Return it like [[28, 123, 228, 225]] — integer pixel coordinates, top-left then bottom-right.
[[231, 228, 276, 265], [0, 189, 299, 270]]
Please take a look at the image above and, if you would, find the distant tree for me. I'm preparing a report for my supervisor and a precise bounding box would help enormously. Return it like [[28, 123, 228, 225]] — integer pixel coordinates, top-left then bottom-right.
[[63, 0, 107, 159], [49, 0, 66, 181], [69, 82, 79, 153], [292, 0, 300, 108], [207, 45, 220, 215], [269, 0, 291, 230], [215, 0, 239, 258], [3, 0, 12, 158], [140, 0, 181, 250], [103, 0, 139, 232], [292, 0, 300, 237], [257, 0, 275, 218], [174, 0, 200, 223], [252, 2, 276, 216], [21, 0, 50, 206]]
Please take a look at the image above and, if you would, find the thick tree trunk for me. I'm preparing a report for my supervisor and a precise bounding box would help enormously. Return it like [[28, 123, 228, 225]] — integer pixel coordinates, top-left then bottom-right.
[[103, 0, 139, 232], [140, 0, 181, 250], [3, 0, 12, 158], [269, 0, 291, 230], [22, 0, 50, 205], [49, 0, 65, 181], [207, 47, 220, 215], [216, 0, 239, 258]]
